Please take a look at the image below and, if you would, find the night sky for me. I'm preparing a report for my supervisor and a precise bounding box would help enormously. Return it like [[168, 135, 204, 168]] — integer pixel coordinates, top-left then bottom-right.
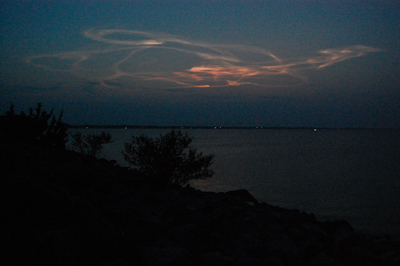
[[1, 0, 399, 128]]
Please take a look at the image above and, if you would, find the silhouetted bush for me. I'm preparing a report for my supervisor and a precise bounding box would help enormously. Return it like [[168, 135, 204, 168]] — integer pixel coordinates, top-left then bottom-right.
[[70, 131, 113, 158], [0, 103, 68, 148], [123, 130, 214, 186]]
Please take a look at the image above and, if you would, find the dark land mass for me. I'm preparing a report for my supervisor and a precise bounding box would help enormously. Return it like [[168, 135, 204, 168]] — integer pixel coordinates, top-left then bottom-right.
[[1, 139, 399, 266]]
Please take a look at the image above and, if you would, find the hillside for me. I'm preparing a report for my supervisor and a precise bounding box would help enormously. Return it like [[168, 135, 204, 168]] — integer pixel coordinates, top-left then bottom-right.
[[1, 140, 399, 265]]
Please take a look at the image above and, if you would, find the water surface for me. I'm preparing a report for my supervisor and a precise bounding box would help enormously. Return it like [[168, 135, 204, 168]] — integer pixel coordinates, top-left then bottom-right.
[[68, 128, 400, 238]]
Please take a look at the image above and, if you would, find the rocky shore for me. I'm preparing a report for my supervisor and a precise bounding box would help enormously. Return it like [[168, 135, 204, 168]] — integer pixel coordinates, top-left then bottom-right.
[[1, 140, 399, 265]]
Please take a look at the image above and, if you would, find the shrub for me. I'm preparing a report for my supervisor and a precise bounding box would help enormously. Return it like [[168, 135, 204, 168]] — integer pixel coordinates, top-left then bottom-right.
[[0, 103, 68, 148], [70, 131, 113, 158], [123, 130, 214, 186]]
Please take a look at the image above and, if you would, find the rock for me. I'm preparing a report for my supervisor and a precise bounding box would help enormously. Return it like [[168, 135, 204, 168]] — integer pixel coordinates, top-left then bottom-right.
[[167, 223, 198, 244], [3, 139, 400, 266], [265, 233, 299, 263], [322, 220, 354, 235], [100, 260, 130, 266], [199, 251, 234, 266], [225, 189, 259, 204], [301, 211, 317, 222], [234, 254, 265, 266], [146, 246, 188, 266], [322, 220, 355, 244], [183, 196, 205, 211], [153, 189, 182, 204], [308, 252, 343, 266], [261, 256, 284, 266], [33, 229, 80, 263]]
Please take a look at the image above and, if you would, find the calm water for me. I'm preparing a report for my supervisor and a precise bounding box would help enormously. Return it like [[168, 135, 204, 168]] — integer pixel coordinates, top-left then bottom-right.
[[68, 128, 400, 238]]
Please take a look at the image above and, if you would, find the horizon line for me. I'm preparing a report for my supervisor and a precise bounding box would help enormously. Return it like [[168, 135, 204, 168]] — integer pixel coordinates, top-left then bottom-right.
[[67, 125, 399, 130]]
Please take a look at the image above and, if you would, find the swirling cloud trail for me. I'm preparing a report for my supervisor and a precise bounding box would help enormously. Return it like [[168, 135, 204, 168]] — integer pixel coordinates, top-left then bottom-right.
[[27, 29, 381, 89]]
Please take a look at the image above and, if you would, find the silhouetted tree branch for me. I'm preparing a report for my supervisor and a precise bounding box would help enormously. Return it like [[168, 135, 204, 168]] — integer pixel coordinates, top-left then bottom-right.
[[123, 130, 214, 186], [70, 131, 113, 158], [1, 103, 68, 148]]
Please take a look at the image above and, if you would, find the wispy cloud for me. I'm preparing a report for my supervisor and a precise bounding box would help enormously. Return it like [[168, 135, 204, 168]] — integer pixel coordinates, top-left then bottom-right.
[[26, 29, 381, 89]]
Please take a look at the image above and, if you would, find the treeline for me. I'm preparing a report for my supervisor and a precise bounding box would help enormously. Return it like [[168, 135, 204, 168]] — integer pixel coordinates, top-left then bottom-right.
[[1, 103, 214, 186], [68, 125, 386, 130], [69, 125, 317, 129], [0, 103, 68, 148]]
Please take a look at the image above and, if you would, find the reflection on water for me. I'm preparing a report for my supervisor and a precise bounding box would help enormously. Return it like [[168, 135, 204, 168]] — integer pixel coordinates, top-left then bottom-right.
[[68, 128, 400, 238]]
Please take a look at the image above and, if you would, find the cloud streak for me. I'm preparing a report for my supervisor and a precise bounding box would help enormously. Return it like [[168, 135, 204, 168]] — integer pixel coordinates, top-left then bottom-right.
[[26, 29, 381, 89]]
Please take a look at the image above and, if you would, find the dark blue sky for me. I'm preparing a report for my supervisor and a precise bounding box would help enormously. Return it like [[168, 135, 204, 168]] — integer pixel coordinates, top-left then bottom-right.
[[1, 0, 399, 128]]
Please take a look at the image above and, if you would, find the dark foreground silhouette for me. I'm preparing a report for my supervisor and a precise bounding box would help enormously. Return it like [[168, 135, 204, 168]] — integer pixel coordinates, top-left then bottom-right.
[[1, 139, 399, 266]]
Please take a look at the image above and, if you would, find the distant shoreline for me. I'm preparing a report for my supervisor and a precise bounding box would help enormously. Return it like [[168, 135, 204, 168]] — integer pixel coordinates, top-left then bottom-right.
[[67, 125, 399, 130]]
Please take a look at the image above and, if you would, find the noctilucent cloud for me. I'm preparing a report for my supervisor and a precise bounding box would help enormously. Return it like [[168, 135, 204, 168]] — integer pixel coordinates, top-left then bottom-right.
[[1, 1, 399, 128]]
